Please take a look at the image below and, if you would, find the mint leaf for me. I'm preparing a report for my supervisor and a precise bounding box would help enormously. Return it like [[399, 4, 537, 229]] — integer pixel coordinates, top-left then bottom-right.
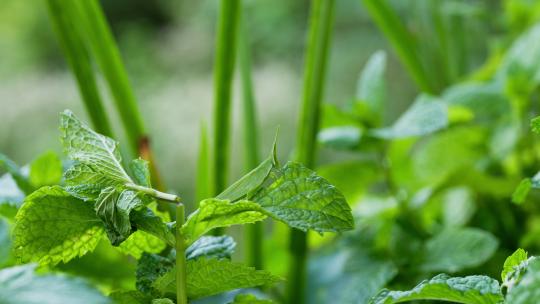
[[136, 252, 175, 295], [61, 110, 132, 200], [419, 228, 498, 273], [182, 199, 268, 244], [117, 230, 166, 259], [152, 299, 174, 304], [186, 235, 235, 260], [29, 150, 62, 188], [371, 95, 448, 139], [370, 274, 503, 304], [505, 257, 540, 303], [0, 264, 110, 304], [130, 158, 151, 187], [252, 162, 354, 233], [131, 208, 175, 247], [502, 248, 528, 282], [502, 256, 539, 292], [357, 50, 387, 116], [95, 187, 146, 245], [153, 258, 282, 299], [14, 186, 104, 265], [228, 294, 274, 304], [512, 178, 532, 204]]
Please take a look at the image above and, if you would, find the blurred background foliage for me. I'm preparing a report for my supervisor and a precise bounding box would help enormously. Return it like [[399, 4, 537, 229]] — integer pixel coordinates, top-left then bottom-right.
[[4, 0, 540, 301]]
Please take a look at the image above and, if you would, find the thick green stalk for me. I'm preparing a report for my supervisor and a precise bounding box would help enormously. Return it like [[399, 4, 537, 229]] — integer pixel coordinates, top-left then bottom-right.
[[68, 0, 165, 192], [175, 204, 188, 304], [287, 0, 335, 303], [196, 123, 211, 204], [46, 0, 113, 137], [211, 0, 241, 234], [362, 0, 435, 93], [238, 7, 263, 269]]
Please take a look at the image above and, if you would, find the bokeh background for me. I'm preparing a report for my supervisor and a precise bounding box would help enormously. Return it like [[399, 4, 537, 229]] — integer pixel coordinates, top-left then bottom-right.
[[0, 0, 503, 204]]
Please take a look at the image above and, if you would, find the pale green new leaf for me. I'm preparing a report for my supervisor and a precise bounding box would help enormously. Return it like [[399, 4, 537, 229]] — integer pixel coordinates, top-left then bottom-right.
[[317, 126, 362, 149], [502, 248, 528, 281], [130, 158, 151, 187], [252, 162, 354, 233], [29, 151, 62, 188], [186, 235, 236, 260], [371, 95, 448, 139], [502, 256, 539, 293], [505, 258, 540, 304], [419, 228, 498, 273], [182, 199, 268, 244], [370, 274, 503, 304], [117, 230, 166, 259], [0, 264, 110, 304], [152, 258, 282, 299], [357, 50, 387, 116], [14, 186, 104, 265], [531, 116, 540, 134], [95, 187, 145, 245], [60, 110, 132, 200]]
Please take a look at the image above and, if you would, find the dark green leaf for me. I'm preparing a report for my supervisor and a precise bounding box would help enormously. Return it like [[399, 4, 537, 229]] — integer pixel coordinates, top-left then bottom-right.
[[0, 153, 33, 194], [252, 162, 354, 233], [186, 235, 236, 260]]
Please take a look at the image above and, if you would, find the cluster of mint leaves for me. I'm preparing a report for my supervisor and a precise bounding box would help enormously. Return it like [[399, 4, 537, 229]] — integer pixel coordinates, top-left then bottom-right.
[[9, 110, 354, 302]]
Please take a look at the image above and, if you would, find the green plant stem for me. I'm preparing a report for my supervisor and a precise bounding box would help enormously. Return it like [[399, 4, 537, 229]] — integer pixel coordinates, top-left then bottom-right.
[[211, 0, 241, 234], [196, 122, 210, 204], [287, 0, 335, 303], [176, 204, 188, 304], [238, 6, 263, 270], [46, 0, 113, 137], [125, 183, 180, 203], [69, 0, 166, 193], [362, 0, 435, 93]]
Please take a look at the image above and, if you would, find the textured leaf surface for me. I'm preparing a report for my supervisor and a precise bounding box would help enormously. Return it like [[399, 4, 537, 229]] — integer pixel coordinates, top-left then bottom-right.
[[153, 258, 282, 299], [131, 208, 175, 247], [502, 248, 528, 281], [61, 110, 132, 200], [0, 264, 110, 304], [29, 151, 62, 188], [420, 228, 498, 273], [252, 162, 354, 233], [95, 187, 145, 245], [182, 199, 267, 244], [136, 253, 175, 295], [505, 258, 540, 304], [186, 235, 236, 260], [370, 274, 503, 304], [371, 95, 448, 139], [14, 186, 104, 265]]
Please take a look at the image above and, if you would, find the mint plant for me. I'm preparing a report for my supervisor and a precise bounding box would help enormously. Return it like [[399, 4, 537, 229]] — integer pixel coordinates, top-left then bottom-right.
[[11, 110, 354, 303]]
